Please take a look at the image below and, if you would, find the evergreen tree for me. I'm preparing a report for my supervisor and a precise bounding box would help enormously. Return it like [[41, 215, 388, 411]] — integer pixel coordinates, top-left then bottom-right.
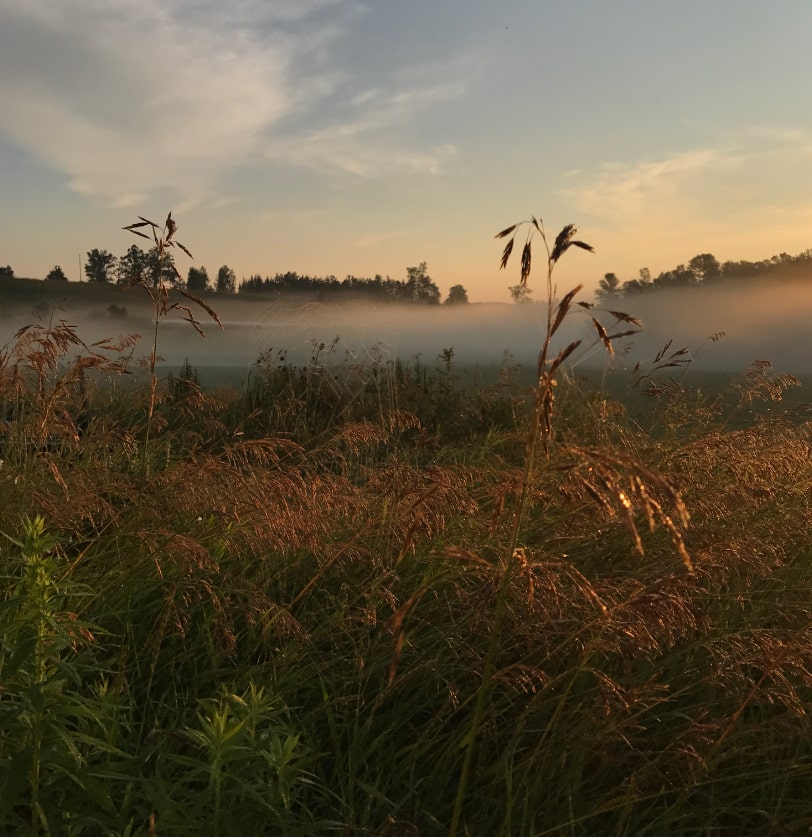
[[216, 265, 236, 294]]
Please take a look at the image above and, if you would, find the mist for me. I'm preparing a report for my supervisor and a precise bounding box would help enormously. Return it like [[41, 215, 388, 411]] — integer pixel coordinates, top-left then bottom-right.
[[608, 280, 812, 375], [2, 279, 812, 379]]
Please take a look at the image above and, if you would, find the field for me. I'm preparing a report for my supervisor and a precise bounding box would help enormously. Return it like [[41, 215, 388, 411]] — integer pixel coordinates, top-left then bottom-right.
[[2, 301, 812, 836], [4, 211, 812, 835]]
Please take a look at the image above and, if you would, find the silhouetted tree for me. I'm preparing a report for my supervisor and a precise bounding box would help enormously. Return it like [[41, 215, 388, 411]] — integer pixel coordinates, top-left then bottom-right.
[[0, 265, 13, 279], [45, 265, 67, 281], [596, 272, 620, 302], [146, 246, 179, 287], [117, 245, 177, 287], [187, 266, 210, 293], [216, 264, 236, 294], [405, 262, 440, 304], [117, 245, 148, 285], [509, 283, 533, 303], [653, 263, 697, 290], [445, 284, 469, 305], [622, 267, 655, 295], [84, 249, 117, 283], [240, 273, 274, 293], [688, 253, 721, 283]]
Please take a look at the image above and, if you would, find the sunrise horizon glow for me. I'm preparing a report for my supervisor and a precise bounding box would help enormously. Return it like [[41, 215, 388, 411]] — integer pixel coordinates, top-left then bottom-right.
[[3, 1, 812, 302]]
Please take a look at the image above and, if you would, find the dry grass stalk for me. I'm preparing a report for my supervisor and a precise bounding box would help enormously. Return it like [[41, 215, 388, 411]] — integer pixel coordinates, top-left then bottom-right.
[[122, 212, 221, 424], [451, 218, 644, 836], [735, 359, 801, 406], [567, 446, 692, 572]]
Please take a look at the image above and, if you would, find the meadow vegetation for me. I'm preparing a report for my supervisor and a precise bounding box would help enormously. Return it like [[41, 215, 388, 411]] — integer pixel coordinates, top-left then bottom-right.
[[1, 216, 812, 835]]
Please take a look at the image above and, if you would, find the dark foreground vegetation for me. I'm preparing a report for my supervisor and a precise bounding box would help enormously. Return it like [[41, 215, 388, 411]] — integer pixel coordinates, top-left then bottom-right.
[[3, 217, 812, 835]]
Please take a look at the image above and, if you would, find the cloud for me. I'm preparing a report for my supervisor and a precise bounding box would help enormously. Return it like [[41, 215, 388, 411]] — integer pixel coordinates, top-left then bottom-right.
[[0, 0, 467, 208], [184, 0, 348, 25], [556, 135, 812, 280], [266, 79, 464, 176], [559, 149, 740, 220], [269, 133, 458, 177], [0, 1, 364, 207], [745, 125, 806, 144], [257, 208, 328, 224], [352, 231, 401, 249], [559, 135, 812, 228]]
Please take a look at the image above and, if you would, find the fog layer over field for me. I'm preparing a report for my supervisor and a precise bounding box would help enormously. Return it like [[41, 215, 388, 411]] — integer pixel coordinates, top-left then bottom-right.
[[2, 280, 811, 375]]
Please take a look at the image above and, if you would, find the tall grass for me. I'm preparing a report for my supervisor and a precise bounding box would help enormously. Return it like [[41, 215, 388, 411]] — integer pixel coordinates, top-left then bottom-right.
[[0, 215, 811, 834]]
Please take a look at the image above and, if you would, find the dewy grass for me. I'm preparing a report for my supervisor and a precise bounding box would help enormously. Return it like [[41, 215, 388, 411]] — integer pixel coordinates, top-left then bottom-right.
[[1, 215, 812, 833], [450, 219, 689, 836]]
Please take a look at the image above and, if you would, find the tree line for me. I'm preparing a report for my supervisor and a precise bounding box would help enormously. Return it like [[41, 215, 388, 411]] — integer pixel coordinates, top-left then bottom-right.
[[595, 247, 812, 301], [6, 243, 812, 305], [2, 251, 470, 306], [240, 263, 468, 305], [81, 246, 240, 294]]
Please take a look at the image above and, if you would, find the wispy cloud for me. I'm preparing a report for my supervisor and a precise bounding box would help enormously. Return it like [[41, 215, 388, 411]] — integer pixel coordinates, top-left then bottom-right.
[[745, 125, 806, 144], [559, 134, 812, 226], [556, 135, 812, 278], [352, 231, 401, 249], [0, 0, 468, 209], [266, 79, 464, 176], [257, 208, 329, 224], [0, 0, 314, 207], [269, 133, 458, 177], [559, 149, 740, 220]]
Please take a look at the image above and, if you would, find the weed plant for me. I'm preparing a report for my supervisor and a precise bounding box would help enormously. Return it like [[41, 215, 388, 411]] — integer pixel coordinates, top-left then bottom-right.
[[0, 216, 811, 834]]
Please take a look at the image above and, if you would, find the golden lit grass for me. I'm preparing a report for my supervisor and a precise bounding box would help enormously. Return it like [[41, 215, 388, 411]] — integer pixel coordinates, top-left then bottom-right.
[[2, 346, 812, 832]]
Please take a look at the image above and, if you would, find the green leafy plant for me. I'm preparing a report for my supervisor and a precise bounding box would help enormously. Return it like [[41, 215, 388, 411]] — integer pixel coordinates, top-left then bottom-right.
[[0, 517, 129, 834]]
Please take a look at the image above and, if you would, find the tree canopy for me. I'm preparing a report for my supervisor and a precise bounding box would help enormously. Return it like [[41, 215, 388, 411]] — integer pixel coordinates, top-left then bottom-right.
[[595, 272, 621, 303], [597, 249, 812, 301], [45, 265, 67, 281], [85, 249, 117, 283], [216, 265, 236, 294], [405, 263, 440, 305], [509, 284, 533, 304], [187, 266, 210, 293], [117, 245, 148, 286], [238, 267, 444, 305], [445, 284, 469, 305], [115, 245, 178, 287]]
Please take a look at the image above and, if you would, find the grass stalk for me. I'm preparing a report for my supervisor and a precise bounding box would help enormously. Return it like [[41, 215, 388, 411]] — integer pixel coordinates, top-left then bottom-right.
[[452, 220, 597, 835]]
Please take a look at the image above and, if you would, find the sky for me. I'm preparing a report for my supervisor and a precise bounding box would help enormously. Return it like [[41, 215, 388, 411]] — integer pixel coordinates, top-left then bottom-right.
[[2, 0, 812, 302]]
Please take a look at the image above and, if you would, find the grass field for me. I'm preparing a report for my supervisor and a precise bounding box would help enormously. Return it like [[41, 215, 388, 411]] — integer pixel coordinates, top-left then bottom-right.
[[1, 301, 812, 835]]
